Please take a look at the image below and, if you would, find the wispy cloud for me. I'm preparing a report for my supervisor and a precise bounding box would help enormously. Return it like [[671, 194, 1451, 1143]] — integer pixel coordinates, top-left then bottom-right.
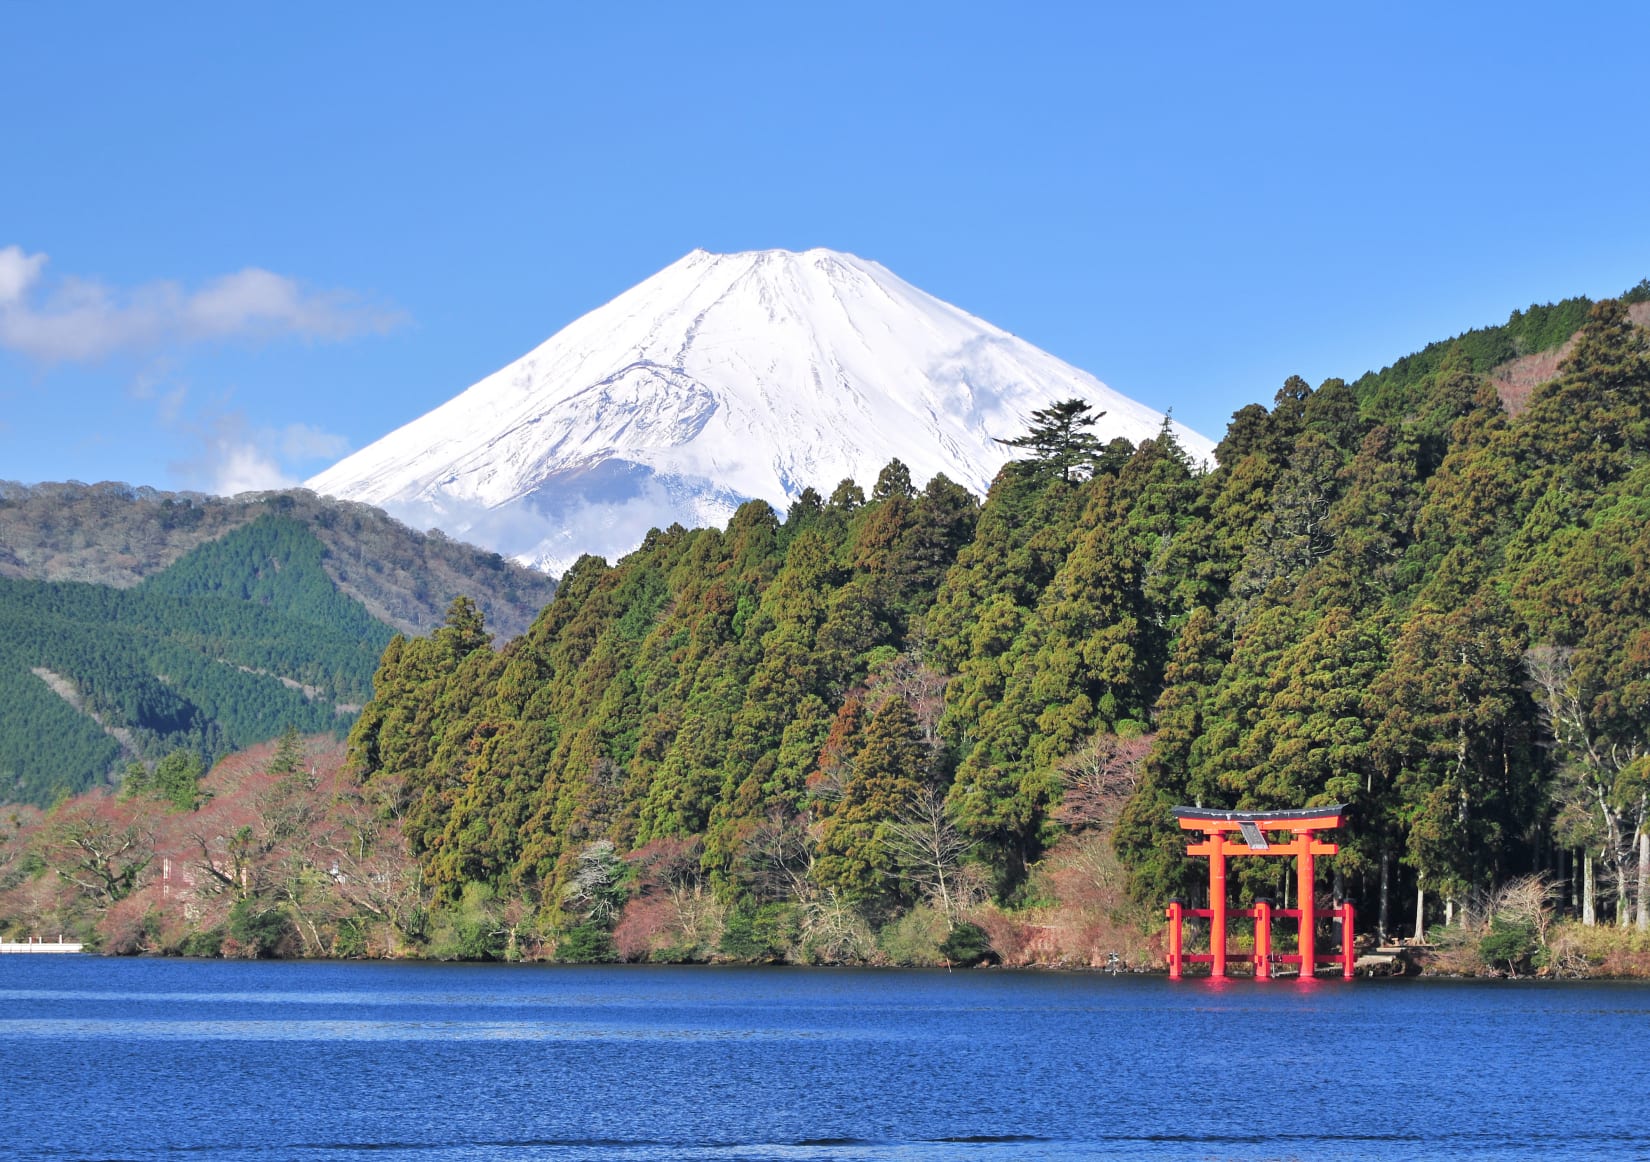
[[279, 422, 351, 464], [0, 245, 405, 362], [129, 362, 189, 424], [376, 478, 753, 577], [161, 402, 355, 497]]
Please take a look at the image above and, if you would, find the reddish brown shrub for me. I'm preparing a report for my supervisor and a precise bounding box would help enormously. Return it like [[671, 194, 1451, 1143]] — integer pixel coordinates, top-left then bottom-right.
[[613, 896, 678, 962]]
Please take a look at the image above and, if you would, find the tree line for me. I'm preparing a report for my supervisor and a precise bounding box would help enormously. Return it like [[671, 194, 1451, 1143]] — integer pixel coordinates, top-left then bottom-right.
[[4, 291, 1646, 970], [336, 295, 1649, 962]]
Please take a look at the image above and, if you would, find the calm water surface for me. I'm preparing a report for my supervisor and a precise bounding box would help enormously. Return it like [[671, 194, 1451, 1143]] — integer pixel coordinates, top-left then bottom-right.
[[2, 956, 1645, 1161]]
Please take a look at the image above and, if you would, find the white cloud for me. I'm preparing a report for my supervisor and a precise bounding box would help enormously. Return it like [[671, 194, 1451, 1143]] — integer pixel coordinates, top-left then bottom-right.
[[169, 408, 355, 498], [376, 478, 754, 578], [279, 422, 352, 463], [0, 245, 405, 362], [210, 440, 295, 496], [0, 246, 47, 305]]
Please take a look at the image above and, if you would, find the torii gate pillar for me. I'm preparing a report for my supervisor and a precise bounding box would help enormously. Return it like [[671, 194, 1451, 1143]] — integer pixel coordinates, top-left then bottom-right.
[[1166, 806, 1353, 980]]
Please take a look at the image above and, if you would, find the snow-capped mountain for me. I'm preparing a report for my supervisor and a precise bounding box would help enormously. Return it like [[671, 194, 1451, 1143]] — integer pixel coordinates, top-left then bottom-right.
[[307, 248, 1215, 573]]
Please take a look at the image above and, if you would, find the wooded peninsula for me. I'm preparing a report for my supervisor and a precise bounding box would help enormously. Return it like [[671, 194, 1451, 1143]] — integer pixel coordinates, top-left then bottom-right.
[[3, 292, 1648, 977]]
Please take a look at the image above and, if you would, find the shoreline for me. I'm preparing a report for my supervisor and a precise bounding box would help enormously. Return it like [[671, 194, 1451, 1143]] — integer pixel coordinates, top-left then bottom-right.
[[49, 947, 1650, 981]]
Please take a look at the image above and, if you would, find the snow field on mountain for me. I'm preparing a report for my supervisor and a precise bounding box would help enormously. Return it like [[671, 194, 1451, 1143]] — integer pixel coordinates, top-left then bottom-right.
[[308, 248, 1215, 572]]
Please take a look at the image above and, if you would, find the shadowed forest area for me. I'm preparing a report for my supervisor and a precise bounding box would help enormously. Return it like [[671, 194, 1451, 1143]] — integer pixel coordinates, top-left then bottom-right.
[[4, 291, 1649, 976]]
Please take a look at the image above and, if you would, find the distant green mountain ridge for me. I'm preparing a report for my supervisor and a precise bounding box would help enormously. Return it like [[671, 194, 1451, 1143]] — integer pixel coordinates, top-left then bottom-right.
[[1351, 279, 1650, 423], [0, 490, 559, 807], [0, 484, 558, 639], [0, 515, 393, 804], [138, 511, 392, 647]]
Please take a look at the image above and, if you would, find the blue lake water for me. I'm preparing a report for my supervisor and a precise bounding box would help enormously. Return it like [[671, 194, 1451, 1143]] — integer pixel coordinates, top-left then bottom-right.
[[2, 956, 1646, 1161]]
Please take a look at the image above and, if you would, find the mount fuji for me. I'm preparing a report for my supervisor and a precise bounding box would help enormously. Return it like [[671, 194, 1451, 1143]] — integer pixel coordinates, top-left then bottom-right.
[[306, 248, 1216, 574]]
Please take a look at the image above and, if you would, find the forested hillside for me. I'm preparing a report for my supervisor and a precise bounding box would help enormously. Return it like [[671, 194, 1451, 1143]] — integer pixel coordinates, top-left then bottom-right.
[[0, 492, 558, 806], [0, 483, 558, 638], [0, 514, 391, 803], [348, 293, 1649, 951], [4, 290, 1647, 971]]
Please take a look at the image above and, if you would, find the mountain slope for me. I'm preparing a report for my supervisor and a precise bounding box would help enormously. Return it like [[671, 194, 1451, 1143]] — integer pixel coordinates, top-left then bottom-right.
[[1351, 286, 1650, 420], [338, 291, 1650, 958], [0, 483, 557, 639], [308, 248, 1216, 572], [0, 516, 384, 804], [0, 486, 560, 805]]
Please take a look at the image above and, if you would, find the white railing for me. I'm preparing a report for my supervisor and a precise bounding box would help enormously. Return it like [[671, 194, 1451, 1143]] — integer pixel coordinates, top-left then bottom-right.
[[0, 936, 85, 954]]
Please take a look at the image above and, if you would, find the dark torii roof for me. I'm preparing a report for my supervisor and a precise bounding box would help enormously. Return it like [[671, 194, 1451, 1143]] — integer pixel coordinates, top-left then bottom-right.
[[1171, 805, 1347, 830]]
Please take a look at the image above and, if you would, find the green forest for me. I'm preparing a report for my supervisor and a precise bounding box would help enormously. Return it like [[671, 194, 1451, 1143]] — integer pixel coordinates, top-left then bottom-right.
[[3, 290, 1647, 974], [0, 514, 391, 804], [339, 294, 1649, 959]]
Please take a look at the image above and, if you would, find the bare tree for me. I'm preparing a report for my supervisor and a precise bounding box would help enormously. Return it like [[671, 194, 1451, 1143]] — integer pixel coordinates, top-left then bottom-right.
[[1055, 731, 1153, 832], [866, 649, 949, 748], [882, 786, 974, 922], [321, 791, 428, 955], [797, 887, 875, 963], [563, 840, 626, 924], [43, 797, 157, 906], [1492, 874, 1559, 952], [735, 811, 817, 904], [624, 836, 721, 953], [1526, 646, 1646, 928], [0, 806, 44, 894]]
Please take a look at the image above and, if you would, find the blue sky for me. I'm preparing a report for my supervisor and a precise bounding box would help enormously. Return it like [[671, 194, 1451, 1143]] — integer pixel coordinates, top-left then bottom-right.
[[4, 2, 1648, 494]]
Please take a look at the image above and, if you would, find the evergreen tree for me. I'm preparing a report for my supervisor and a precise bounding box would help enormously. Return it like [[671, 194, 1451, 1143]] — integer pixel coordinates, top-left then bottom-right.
[[814, 697, 928, 907], [995, 399, 1108, 483], [152, 749, 207, 812]]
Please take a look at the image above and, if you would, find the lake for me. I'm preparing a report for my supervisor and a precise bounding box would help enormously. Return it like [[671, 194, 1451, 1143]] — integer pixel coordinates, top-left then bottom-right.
[[2, 956, 1645, 1161]]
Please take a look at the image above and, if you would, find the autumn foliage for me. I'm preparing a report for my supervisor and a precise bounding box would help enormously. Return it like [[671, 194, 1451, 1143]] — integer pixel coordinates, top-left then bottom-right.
[[0, 731, 423, 957]]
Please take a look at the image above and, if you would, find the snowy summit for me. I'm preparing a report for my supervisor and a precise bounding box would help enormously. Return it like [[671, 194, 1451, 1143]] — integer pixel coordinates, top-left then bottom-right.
[[307, 248, 1216, 574]]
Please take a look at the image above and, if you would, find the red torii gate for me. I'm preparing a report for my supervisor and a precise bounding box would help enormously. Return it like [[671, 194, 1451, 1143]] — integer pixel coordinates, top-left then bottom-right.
[[1166, 805, 1354, 980]]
